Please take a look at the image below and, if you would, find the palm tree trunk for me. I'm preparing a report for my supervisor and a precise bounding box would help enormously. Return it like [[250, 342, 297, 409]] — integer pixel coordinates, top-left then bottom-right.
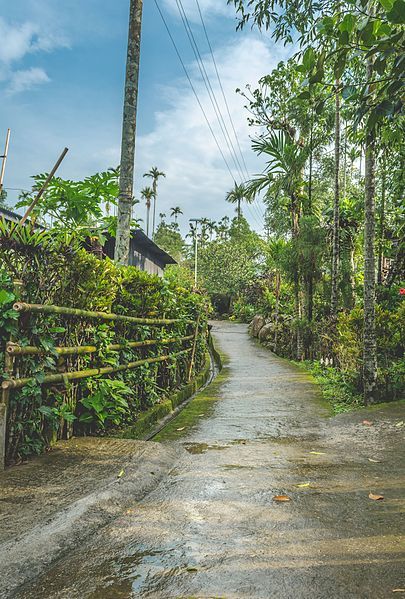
[[377, 150, 386, 285], [292, 206, 303, 360], [115, 0, 143, 264], [331, 80, 340, 319], [363, 58, 378, 405], [146, 203, 150, 236], [152, 180, 157, 238]]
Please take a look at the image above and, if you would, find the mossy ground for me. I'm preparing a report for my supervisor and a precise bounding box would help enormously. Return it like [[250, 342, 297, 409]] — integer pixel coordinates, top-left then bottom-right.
[[154, 348, 229, 442]]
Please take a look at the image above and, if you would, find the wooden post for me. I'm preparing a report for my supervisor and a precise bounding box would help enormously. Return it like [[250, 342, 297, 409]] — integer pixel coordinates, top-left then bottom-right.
[[20, 148, 68, 225], [0, 129, 11, 196], [188, 314, 201, 383], [1, 280, 22, 469]]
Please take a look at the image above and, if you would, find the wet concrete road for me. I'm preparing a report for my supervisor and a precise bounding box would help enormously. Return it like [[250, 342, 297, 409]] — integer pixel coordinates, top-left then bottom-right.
[[16, 322, 405, 598]]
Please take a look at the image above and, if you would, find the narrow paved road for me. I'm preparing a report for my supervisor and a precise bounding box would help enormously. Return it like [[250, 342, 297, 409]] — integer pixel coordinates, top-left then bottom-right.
[[17, 322, 405, 598]]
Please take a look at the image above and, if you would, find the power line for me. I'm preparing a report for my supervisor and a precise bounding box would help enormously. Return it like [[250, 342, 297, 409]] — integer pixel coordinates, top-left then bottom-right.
[[176, 0, 263, 227], [153, 0, 236, 182], [175, 0, 246, 183], [154, 1, 263, 230], [194, 0, 250, 181], [194, 0, 264, 224]]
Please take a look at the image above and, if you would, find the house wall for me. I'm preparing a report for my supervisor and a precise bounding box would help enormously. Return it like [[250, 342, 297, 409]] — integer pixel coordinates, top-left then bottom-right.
[[130, 250, 164, 277]]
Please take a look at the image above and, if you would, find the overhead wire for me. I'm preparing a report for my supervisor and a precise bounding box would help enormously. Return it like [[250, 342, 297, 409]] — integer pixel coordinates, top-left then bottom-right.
[[175, 0, 246, 183], [154, 0, 263, 230], [176, 0, 263, 227], [193, 0, 264, 225], [153, 0, 236, 183]]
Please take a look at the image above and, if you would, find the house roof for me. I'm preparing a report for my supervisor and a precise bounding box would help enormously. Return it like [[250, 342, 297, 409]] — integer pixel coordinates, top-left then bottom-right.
[[130, 229, 177, 266], [0, 206, 22, 223]]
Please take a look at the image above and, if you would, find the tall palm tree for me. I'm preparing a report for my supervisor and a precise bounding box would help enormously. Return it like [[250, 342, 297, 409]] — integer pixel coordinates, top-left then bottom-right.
[[225, 182, 251, 221], [141, 186, 154, 237], [115, 0, 144, 264], [143, 167, 165, 238], [170, 206, 183, 223], [248, 130, 308, 360]]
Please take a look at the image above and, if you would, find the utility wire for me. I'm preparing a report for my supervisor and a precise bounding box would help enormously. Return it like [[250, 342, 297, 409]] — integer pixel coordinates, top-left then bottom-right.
[[175, 0, 246, 183], [194, 0, 250, 181], [154, 0, 263, 230], [176, 0, 263, 227], [153, 0, 236, 183], [194, 0, 264, 224]]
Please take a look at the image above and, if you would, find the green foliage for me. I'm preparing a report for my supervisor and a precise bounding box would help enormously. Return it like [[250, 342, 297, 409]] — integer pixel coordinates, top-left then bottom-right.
[[80, 379, 131, 427], [0, 220, 208, 463], [153, 222, 184, 262]]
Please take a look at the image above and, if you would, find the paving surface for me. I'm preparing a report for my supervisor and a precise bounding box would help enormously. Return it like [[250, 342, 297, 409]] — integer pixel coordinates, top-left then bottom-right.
[[5, 322, 405, 598]]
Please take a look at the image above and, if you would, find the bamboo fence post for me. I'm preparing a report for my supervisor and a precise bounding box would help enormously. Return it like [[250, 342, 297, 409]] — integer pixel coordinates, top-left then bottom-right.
[[0, 128, 11, 195], [19, 148, 69, 226], [1, 280, 23, 469], [188, 314, 201, 383]]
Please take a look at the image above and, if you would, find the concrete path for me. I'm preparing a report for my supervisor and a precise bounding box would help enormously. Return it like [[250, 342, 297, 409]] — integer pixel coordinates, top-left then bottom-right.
[[9, 322, 405, 598]]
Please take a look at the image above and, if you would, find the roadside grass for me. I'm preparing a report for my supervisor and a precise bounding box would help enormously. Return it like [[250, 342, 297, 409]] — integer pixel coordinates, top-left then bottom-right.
[[294, 360, 363, 414]]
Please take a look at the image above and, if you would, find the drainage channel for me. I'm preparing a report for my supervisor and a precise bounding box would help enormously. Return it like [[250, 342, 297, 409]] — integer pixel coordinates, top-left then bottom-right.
[[145, 343, 219, 441]]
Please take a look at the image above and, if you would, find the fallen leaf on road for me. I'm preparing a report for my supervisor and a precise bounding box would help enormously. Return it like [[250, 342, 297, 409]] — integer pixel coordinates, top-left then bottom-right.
[[310, 451, 326, 455], [369, 492, 384, 501], [395, 421, 404, 427], [296, 483, 311, 488], [362, 420, 373, 426], [273, 495, 291, 502], [118, 469, 125, 478], [368, 458, 381, 463], [176, 427, 185, 431]]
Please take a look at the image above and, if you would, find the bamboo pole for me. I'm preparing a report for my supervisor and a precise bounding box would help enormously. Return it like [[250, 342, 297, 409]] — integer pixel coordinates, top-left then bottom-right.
[[188, 314, 201, 382], [13, 302, 193, 325], [2, 348, 192, 391], [19, 148, 69, 226], [0, 129, 11, 195], [6, 335, 194, 356]]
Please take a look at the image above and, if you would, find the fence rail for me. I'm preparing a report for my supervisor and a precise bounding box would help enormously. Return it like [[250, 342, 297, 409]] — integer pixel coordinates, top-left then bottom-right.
[[13, 302, 194, 325], [1, 295, 205, 468]]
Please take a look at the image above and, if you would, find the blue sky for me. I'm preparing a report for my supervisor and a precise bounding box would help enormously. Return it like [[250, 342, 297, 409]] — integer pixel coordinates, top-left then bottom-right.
[[0, 0, 291, 233]]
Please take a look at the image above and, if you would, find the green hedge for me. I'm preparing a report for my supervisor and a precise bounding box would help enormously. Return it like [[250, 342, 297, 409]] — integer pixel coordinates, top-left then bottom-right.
[[0, 222, 208, 464]]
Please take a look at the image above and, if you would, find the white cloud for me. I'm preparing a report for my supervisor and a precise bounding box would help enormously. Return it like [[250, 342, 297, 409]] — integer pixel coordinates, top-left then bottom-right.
[[133, 36, 289, 233], [6, 67, 50, 95], [162, 0, 233, 21], [0, 16, 67, 95]]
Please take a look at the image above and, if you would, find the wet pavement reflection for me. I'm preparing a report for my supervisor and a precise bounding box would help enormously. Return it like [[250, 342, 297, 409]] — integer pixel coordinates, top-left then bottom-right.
[[16, 322, 405, 598]]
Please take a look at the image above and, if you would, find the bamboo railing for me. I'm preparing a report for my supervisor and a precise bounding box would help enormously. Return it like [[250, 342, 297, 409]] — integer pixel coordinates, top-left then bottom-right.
[[1, 298, 205, 468]]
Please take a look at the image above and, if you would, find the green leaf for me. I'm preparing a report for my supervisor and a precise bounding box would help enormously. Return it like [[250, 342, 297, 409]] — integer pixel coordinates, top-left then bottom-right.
[[386, 0, 405, 23], [339, 14, 356, 33], [379, 0, 394, 9], [297, 90, 311, 100], [0, 289, 14, 306], [303, 47, 316, 71]]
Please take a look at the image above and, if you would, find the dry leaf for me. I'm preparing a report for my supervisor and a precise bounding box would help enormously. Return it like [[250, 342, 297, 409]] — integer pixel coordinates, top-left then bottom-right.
[[118, 469, 125, 478], [362, 420, 373, 426], [176, 427, 185, 431], [395, 421, 404, 427], [368, 458, 381, 463], [273, 495, 291, 502], [310, 451, 326, 455], [369, 492, 384, 501], [198, 414, 205, 417], [296, 482, 311, 488]]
